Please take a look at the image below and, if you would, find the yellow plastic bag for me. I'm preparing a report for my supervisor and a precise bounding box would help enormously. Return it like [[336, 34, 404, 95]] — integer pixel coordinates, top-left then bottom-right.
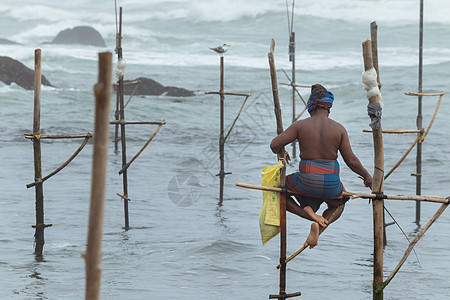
[[259, 160, 283, 245]]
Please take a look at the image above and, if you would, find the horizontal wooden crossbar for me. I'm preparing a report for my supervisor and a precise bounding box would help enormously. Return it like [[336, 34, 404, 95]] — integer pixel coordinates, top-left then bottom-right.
[[404, 91, 445, 97], [235, 183, 450, 204], [116, 193, 130, 201], [205, 91, 250, 97], [24, 133, 92, 139], [280, 82, 311, 88], [269, 291, 302, 299], [110, 120, 166, 125], [363, 129, 420, 134], [113, 80, 139, 86]]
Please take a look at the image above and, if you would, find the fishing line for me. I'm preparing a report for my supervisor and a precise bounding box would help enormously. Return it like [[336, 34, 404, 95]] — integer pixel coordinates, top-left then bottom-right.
[[285, 0, 291, 35], [384, 205, 421, 267], [115, 0, 118, 35], [290, 0, 295, 34]]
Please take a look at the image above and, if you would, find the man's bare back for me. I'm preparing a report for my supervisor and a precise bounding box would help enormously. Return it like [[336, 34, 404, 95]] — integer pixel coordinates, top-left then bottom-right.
[[271, 108, 372, 185], [270, 84, 372, 248]]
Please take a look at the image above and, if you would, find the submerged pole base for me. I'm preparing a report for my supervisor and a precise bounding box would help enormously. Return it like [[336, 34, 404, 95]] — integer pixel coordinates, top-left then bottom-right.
[[269, 291, 301, 299]]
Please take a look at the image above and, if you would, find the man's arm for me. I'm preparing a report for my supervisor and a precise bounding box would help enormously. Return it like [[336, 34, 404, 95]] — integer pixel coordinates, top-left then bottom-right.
[[338, 127, 372, 188], [270, 123, 298, 154]]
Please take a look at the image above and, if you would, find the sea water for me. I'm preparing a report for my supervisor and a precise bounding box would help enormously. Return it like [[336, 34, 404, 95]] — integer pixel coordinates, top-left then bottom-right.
[[0, 0, 449, 299]]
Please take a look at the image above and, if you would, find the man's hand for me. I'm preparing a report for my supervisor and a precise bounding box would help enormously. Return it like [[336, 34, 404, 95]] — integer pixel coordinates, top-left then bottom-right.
[[358, 175, 373, 188], [277, 152, 291, 164], [285, 152, 291, 164], [363, 175, 372, 189]]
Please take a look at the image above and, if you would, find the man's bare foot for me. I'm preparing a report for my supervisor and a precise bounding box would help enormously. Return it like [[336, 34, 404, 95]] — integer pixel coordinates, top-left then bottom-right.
[[312, 214, 328, 228], [304, 222, 320, 249]]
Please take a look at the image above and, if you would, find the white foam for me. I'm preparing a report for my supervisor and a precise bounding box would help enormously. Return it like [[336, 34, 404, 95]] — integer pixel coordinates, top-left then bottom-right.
[[295, 0, 450, 25]]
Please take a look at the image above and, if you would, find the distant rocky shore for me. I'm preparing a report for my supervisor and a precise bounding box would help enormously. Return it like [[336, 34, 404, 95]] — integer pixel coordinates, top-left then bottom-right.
[[115, 77, 195, 97], [0, 26, 194, 96], [0, 57, 194, 96], [0, 56, 52, 90]]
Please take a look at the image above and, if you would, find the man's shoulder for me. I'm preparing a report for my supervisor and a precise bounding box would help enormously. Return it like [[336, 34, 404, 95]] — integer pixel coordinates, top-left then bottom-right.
[[328, 118, 345, 129], [294, 117, 311, 127]]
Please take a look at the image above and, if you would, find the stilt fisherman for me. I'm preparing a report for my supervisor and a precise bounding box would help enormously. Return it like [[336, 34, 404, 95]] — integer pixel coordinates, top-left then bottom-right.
[[270, 84, 372, 248]]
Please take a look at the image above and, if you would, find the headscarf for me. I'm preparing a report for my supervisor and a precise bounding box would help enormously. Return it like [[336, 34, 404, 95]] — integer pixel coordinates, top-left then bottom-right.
[[307, 84, 334, 114]]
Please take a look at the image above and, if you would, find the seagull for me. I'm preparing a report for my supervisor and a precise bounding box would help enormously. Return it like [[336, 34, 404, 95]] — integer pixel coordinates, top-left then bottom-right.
[[209, 44, 230, 55]]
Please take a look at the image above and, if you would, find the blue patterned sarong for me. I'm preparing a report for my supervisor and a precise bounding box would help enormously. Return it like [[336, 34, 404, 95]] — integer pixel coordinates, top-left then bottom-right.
[[286, 159, 346, 212]]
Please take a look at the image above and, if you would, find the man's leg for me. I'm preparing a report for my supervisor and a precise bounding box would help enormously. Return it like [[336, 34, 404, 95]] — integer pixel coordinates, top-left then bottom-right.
[[303, 203, 345, 249], [323, 200, 345, 224], [286, 196, 325, 249], [286, 196, 313, 220], [286, 196, 327, 224]]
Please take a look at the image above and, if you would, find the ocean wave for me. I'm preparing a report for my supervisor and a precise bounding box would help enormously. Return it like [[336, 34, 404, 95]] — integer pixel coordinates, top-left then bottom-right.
[[2, 0, 450, 27], [295, 0, 450, 25]]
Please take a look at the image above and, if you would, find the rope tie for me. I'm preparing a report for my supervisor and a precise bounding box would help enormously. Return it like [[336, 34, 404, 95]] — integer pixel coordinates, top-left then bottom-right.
[[362, 68, 383, 130]]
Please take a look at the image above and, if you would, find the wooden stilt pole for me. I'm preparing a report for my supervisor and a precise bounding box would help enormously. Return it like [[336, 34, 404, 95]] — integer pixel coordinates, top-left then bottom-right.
[[109, 7, 165, 228], [84, 51, 112, 300], [114, 4, 122, 152], [115, 7, 130, 229], [362, 40, 384, 300], [371, 22, 381, 91], [268, 39, 301, 300], [28, 50, 92, 257], [290, 32, 297, 158], [370, 21, 388, 247], [205, 57, 249, 205], [32, 48, 46, 259], [415, 0, 424, 226], [219, 56, 225, 206]]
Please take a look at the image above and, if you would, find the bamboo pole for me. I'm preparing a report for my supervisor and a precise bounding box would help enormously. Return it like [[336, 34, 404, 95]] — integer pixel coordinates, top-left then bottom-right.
[[25, 134, 93, 139], [219, 56, 225, 206], [268, 38, 287, 299], [205, 91, 250, 97], [405, 91, 445, 97], [268, 39, 300, 299], [416, 0, 424, 226], [26, 134, 92, 188], [363, 129, 420, 134], [118, 122, 165, 175], [363, 39, 385, 300], [224, 95, 250, 141], [32, 48, 46, 258], [370, 21, 388, 246], [114, 5, 123, 151], [235, 183, 450, 204], [115, 6, 130, 229], [371, 22, 381, 90], [84, 51, 112, 300], [295, 106, 307, 121], [123, 81, 139, 109], [290, 31, 297, 158], [109, 120, 165, 125], [205, 60, 250, 205], [384, 93, 442, 180], [276, 205, 344, 269], [281, 69, 307, 107], [280, 82, 311, 88], [383, 203, 448, 288]]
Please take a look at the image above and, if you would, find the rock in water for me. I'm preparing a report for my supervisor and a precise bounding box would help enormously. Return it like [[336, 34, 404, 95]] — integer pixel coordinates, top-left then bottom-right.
[[50, 26, 106, 47], [0, 56, 52, 90], [115, 77, 195, 97]]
